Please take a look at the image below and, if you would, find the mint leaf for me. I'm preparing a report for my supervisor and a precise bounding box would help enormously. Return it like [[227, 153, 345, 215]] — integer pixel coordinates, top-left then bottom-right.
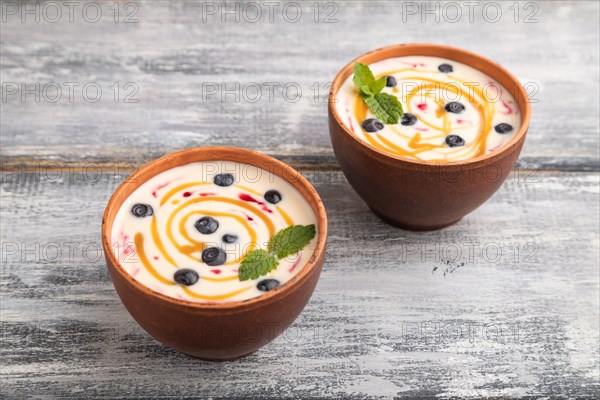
[[371, 76, 387, 95], [353, 62, 377, 95], [237, 224, 317, 281], [354, 62, 387, 96], [268, 224, 316, 259], [362, 92, 404, 124], [238, 249, 278, 281], [353, 62, 404, 125]]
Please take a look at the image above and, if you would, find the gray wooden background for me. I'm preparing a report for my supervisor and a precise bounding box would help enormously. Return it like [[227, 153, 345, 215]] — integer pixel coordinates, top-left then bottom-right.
[[1, 1, 599, 398]]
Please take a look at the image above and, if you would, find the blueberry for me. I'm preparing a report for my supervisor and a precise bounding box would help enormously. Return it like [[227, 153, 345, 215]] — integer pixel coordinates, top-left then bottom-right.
[[214, 173, 234, 187], [174, 269, 199, 286], [257, 279, 280, 292], [494, 123, 513, 134], [438, 64, 453, 73], [385, 75, 397, 87], [222, 234, 238, 243], [362, 118, 384, 132], [194, 216, 219, 234], [202, 247, 227, 266], [445, 135, 465, 147], [264, 190, 282, 204], [131, 203, 153, 218], [401, 113, 417, 126], [445, 102, 465, 114]]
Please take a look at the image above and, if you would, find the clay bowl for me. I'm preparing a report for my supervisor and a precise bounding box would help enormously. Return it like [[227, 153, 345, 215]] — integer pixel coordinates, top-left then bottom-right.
[[329, 43, 531, 231], [102, 147, 328, 361]]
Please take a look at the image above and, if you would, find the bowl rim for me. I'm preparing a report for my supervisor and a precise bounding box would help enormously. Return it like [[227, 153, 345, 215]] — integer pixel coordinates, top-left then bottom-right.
[[328, 43, 531, 168], [102, 146, 328, 311]]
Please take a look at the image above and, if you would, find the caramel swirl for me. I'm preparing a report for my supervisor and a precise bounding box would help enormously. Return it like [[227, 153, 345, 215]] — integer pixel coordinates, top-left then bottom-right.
[[338, 56, 521, 162], [112, 161, 318, 303], [130, 182, 296, 301]]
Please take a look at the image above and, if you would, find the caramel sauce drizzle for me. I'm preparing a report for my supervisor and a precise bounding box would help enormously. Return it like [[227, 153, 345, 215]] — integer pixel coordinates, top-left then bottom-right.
[[277, 206, 294, 225], [166, 197, 275, 257], [235, 184, 261, 196], [352, 70, 497, 161], [160, 181, 210, 206], [134, 182, 296, 301], [177, 210, 257, 265], [151, 217, 177, 267], [181, 286, 250, 300], [134, 233, 175, 286], [202, 275, 240, 283]]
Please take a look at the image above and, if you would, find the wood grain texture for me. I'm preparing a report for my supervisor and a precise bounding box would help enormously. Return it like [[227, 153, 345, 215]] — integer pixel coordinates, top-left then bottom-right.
[[1, 0, 599, 398], [1, 170, 599, 398], [1, 0, 599, 169]]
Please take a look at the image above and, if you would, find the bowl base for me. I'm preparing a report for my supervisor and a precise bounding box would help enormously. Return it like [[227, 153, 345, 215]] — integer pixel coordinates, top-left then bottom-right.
[[182, 349, 257, 362], [370, 208, 462, 231]]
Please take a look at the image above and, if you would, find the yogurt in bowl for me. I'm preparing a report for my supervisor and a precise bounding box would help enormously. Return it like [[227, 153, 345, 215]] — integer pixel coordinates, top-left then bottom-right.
[[111, 161, 318, 302], [328, 44, 531, 230], [102, 147, 327, 360], [335, 55, 521, 161]]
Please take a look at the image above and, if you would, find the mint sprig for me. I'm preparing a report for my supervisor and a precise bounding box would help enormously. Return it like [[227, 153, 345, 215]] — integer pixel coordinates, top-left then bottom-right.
[[269, 224, 317, 259], [363, 93, 403, 125], [238, 224, 317, 282], [238, 250, 278, 281], [353, 62, 403, 124], [353, 62, 387, 96]]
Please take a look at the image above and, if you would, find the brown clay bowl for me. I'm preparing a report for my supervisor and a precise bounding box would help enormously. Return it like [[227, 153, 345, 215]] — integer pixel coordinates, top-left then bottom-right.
[[329, 43, 531, 231], [102, 147, 328, 361]]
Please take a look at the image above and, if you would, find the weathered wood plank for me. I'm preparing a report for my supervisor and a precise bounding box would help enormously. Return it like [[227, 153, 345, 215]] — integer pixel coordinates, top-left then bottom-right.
[[1, 170, 598, 398], [1, 0, 599, 168], [1, 155, 599, 175]]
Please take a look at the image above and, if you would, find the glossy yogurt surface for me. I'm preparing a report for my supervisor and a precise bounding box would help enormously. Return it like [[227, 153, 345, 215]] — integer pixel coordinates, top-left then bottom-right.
[[335, 55, 522, 161], [110, 161, 318, 302]]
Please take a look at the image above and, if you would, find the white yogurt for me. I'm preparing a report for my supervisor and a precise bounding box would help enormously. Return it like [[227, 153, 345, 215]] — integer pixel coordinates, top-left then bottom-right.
[[110, 161, 318, 302], [335, 56, 522, 161]]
